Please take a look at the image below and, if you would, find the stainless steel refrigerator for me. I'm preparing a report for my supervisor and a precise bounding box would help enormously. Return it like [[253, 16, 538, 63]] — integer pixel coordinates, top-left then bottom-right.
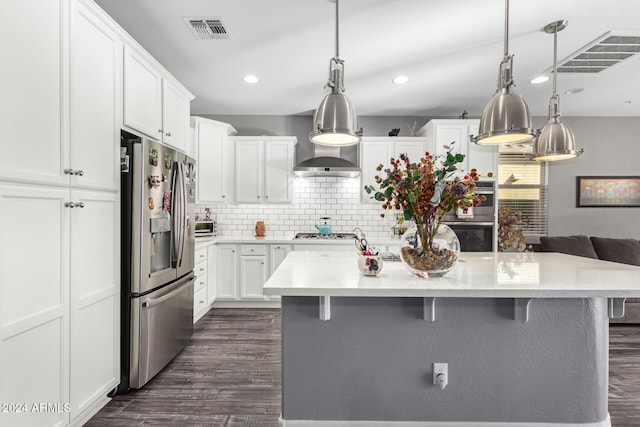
[[119, 130, 196, 392]]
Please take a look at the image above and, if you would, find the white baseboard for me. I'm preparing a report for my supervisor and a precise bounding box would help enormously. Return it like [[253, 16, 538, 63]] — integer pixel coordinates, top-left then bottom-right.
[[279, 414, 611, 427]]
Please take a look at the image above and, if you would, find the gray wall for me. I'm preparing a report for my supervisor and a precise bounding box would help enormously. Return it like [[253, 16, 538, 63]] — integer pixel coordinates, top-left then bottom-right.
[[203, 114, 640, 238], [281, 296, 608, 423], [538, 117, 640, 238]]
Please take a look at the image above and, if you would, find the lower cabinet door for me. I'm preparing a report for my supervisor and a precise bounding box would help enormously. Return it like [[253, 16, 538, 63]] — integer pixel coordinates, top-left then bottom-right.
[[194, 286, 208, 322], [216, 245, 238, 299], [239, 256, 267, 299]]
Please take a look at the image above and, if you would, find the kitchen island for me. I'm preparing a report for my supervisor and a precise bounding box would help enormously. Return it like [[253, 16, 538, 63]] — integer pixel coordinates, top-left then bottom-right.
[[263, 251, 640, 427]]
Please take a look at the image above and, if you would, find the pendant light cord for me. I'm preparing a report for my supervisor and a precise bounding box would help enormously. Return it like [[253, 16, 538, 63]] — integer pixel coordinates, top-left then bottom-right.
[[552, 26, 558, 97], [335, 0, 340, 60], [503, 0, 509, 59]]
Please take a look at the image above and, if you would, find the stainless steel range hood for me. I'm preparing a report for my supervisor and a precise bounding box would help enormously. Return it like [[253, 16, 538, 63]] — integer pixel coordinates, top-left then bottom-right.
[[293, 145, 360, 177]]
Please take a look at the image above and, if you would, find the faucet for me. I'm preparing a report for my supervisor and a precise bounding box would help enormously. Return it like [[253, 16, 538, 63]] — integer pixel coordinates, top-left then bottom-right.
[[353, 227, 365, 240]]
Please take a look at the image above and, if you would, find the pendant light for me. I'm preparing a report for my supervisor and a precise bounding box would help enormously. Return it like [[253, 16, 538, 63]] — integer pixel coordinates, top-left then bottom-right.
[[532, 20, 582, 161], [309, 0, 361, 146], [475, 0, 535, 145]]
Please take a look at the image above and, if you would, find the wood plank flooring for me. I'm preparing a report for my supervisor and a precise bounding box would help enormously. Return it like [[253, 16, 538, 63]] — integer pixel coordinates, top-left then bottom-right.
[[87, 309, 640, 426]]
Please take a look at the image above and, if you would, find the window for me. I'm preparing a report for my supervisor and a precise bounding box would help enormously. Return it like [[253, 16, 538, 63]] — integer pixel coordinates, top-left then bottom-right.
[[498, 153, 548, 236]]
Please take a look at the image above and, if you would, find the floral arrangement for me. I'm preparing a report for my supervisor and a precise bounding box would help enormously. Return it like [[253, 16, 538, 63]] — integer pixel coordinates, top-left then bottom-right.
[[497, 206, 529, 252], [364, 145, 488, 270]]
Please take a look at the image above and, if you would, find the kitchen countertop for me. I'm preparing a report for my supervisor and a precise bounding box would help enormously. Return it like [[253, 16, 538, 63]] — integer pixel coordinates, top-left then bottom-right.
[[196, 235, 403, 246], [263, 251, 640, 298]]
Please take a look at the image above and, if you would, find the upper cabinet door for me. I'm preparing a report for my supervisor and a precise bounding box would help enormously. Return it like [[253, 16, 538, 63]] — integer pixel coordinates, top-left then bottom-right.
[[234, 139, 263, 203], [161, 79, 189, 153], [123, 45, 162, 139], [264, 139, 294, 203], [195, 119, 227, 203], [70, 1, 121, 191], [360, 139, 392, 203], [0, 0, 66, 185]]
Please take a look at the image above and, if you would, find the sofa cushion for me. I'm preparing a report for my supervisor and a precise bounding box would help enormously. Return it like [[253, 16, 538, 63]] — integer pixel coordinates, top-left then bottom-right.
[[540, 235, 599, 258], [590, 237, 640, 266]]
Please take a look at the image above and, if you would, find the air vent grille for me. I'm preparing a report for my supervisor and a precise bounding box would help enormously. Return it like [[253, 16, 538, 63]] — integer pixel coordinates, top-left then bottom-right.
[[548, 32, 640, 74], [184, 17, 230, 40]]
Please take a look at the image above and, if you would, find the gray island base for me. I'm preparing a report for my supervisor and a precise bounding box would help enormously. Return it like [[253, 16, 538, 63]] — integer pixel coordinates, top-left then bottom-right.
[[264, 252, 640, 426], [281, 296, 608, 426]]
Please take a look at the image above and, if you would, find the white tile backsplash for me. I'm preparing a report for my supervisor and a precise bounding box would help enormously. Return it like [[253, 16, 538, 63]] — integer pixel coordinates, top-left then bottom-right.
[[196, 176, 398, 239]]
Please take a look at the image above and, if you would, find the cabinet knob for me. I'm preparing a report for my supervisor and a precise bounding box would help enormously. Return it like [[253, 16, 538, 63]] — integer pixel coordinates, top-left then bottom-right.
[[75, 169, 84, 176], [261, 262, 264, 265], [257, 195, 261, 199], [158, 129, 163, 133], [199, 300, 205, 304], [265, 195, 269, 199], [64, 201, 75, 208], [74, 202, 85, 208], [232, 250, 235, 253], [165, 131, 172, 137], [250, 249, 254, 252], [222, 195, 226, 198], [64, 168, 75, 175]]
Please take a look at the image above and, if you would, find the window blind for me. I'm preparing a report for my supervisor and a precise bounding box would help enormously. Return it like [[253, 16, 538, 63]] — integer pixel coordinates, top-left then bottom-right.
[[498, 154, 549, 236]]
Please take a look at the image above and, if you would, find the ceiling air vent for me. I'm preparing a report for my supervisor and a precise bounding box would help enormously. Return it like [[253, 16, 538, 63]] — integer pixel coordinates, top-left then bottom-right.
[[184, 17, 230, 40], [544, 32, 640, 74]]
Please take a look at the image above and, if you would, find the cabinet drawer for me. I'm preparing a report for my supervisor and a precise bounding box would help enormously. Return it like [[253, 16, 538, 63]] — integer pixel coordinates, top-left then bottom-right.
[[194, 286, 208, 315], [240, 244, 267, 256], [195, 261, 207, 277], [194, 273, 207, 292], [195, 247, 208, 264]]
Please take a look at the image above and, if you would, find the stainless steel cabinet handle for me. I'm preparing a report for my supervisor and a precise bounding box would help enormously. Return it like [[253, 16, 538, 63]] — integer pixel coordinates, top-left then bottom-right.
[[64, 201, 75, 208], [265, 195, 269, 199], [250, 249, 254, 252], [74, 202, 85, 208], [222, 195, 226, 198], [257, 195, 261, 199], [199, 300, 205, 304], [158, 129, 163, 133], [165, 131, 172, 137], [232, 250, 235, 253], [64, 168, 84, 176]]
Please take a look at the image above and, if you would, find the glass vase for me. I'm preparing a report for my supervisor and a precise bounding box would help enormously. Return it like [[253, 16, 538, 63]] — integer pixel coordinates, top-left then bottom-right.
[[399, 222, 461, 278]]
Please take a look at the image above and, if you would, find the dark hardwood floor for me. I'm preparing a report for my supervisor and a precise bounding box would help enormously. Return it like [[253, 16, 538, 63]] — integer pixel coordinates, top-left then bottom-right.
[[87, 309, 640, 426]]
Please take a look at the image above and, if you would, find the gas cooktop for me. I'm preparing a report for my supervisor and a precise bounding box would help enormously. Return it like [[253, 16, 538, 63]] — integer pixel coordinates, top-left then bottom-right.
[[294, 232, 358, 240]]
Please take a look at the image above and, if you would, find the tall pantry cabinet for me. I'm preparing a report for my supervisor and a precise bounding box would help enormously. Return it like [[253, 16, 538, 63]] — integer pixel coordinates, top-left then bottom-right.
[[0, 0, 120, 425]]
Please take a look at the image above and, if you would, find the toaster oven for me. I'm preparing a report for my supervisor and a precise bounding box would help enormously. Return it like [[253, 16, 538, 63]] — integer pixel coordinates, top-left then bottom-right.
[[194, 220, 216, 237]]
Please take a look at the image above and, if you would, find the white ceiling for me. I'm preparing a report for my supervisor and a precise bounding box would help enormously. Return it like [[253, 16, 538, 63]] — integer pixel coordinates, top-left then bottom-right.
[[94, 0, 640, 118]]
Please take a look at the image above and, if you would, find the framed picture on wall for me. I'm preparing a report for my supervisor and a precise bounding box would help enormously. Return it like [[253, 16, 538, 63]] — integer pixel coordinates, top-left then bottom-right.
[[576, 176, 640, 207]]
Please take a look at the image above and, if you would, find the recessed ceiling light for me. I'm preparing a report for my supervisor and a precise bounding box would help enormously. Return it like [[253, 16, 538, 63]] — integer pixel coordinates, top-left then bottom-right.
[[564, 88, 584, 95], [392, 75, 409, 84], [243, 75, 259, 84], [530, 75, 549, 84]]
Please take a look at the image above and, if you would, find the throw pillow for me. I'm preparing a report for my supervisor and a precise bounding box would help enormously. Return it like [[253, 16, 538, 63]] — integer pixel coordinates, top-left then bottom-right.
[[540, 235, 599, 259], [590, 237, 640, 266]]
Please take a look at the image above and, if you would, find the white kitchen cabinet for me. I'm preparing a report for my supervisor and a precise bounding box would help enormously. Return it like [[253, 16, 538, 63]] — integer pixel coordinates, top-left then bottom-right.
[[418, 119, 497, 179], [1, 0, 120, 192], [192, 117, 237, 203], [360, 137, 426, 203], [216, 244, 238, 300], [233, 137, 297, 204], [0, 184, 70, 427], [239, 255, 268, 299], [293, 244, 355, 252], [123, 45, 162, 140], [123, 45, 193, 153], [269, 244, 291, 276], [0, 0, 66, 186], [0, 184, 119, 427], [207, 245, 217, 305], [70, 0, 121, 192], [193, 246, 209, 322], [69, 190, 119, 419]]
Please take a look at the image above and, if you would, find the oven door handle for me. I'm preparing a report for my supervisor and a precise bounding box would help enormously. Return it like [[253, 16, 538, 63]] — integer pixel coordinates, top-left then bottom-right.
[[443, 221, 494, 226], [142, 277, 195, 309]]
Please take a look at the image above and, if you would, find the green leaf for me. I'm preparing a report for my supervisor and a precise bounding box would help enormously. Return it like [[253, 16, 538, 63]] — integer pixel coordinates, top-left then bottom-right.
[[455, 153, 465, 162], [374, 193, 384, 201], [384, 187, 393, 198]]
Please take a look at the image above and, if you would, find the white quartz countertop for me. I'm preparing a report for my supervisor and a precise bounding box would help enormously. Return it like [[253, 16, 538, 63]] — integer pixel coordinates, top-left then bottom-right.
[[196, 235, 403, 246], [263, 251, 640, 298]]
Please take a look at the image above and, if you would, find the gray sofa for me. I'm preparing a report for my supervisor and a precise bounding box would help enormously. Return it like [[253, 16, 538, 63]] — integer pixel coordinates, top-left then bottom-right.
[[539, 235, 640, 323]]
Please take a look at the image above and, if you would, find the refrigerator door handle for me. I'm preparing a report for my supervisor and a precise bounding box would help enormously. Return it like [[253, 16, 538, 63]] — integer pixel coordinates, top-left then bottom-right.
[[141, 276, 195, 309], [177, 162, 187, 266], [171, 162, 185, 268]]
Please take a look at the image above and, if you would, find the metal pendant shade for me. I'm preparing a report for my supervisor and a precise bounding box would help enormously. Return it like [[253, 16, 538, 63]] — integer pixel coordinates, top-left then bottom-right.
[[533, 20, 582, 161], [475, 0, 535, 145], [309, 0, 361, 147]]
